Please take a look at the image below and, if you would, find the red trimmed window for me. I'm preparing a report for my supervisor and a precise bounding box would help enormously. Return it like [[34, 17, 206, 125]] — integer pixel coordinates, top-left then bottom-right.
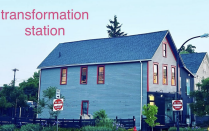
[[153, 63, 159, 84], [97, 65, 105, 84], [81, 100, 89, 115], [171, 66, 176, 86], [163, 65, 168, 85], [163, 42, 167, 57], [60, 68, 67, 85], [80, 66, 88, 84]]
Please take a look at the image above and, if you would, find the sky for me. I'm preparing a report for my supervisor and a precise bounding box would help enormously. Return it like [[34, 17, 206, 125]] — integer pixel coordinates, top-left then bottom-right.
[[0, 0, 209, 86]]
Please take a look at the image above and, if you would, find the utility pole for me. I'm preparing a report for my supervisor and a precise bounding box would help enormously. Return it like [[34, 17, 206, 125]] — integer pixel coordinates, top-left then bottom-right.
[[12, 68, 19, 87], [12, 68, 19, 117]]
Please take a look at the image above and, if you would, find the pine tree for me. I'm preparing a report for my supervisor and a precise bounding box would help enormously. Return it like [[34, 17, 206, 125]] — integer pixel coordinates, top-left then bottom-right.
[[106, 15, 127, 38]]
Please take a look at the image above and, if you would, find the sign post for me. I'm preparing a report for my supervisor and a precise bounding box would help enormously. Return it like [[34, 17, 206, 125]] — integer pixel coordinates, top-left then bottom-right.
[[172, 100, 183, 130], [54, 88, 63, 131]]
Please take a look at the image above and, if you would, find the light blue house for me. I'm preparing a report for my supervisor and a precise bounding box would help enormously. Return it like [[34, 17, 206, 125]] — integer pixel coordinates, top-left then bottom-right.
[[38, 30, 191, 130]]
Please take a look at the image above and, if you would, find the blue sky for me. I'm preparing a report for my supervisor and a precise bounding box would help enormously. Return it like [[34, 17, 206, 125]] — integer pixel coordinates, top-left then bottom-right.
[[0, 0, 209, 86]]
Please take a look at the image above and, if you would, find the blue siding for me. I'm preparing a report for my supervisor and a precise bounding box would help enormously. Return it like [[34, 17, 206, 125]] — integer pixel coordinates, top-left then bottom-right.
[[39, 62, 148, 129], [180, 67, 194, 124]]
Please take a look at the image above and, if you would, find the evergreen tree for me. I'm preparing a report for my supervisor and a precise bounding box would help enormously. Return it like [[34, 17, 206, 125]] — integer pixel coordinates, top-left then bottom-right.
[[106, 15, 127, 38], [179, 44, 196, 54], [190, 78, 209, 116]]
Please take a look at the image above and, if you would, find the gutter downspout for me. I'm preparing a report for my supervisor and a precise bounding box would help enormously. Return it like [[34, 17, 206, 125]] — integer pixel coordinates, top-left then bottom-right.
[[140, 61, 143, 130], [37, 70, 41, 118]]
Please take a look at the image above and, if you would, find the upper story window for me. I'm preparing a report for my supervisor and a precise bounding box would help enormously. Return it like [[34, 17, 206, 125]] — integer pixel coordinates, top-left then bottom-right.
[[60, 68, 67, 85], [163, 65, 168, 85], [97, 65, 105, 84], [153, 63, 159, 84], [171, 66, 176, 86], [186, 78, 190, 95], [163, 42, 167, 57], [80, 66, 88, 84]]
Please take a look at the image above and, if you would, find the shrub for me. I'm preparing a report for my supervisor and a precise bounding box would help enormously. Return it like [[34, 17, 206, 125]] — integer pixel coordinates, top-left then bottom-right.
[[82, 125, 112, 131], [184, 127, 204, 131], [112, 121, 126, 131], [168, 127, 204, 131], [0, 124, 16, 131], [93, 109, 108, 120], [58, 128, 81, 131], [41, 126, 56, 131], [96, 118, 113, 127], [20, 124, 41, 131]]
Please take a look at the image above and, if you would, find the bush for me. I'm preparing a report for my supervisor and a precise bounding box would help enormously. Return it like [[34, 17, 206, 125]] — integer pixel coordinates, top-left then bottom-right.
[[96, 118, 113, 127], [112, 121, 126, 131], [58, 128, 81, 131], [93, 109, 108, 120], [82, 125, 112, 131], [0, 124, 16, 131], [20, 124, 41, 131], [168, 127, 204, 131], [41, 126, 56, 131]]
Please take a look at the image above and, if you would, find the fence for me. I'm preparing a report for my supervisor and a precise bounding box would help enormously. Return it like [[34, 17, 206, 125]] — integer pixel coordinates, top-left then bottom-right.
[[0, 116, 135, 129]]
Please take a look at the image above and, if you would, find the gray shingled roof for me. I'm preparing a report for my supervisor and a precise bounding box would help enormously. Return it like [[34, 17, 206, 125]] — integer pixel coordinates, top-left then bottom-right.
[[38, 30, 169, 69], [181, 53, 206, 74]]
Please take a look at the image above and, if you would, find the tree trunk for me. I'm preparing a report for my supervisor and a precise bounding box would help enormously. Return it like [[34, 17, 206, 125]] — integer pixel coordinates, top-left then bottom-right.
[[152, 127, 153, 131]]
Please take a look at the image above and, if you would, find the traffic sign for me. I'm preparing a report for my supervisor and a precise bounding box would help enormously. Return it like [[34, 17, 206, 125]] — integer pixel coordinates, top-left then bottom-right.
[[56, 89, 60, 99], [172, 100, 183, 111], [53, 99, 63, 111]]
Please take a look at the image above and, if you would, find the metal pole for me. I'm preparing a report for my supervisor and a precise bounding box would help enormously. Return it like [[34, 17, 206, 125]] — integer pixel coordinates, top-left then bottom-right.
[[12, 68, 19, 87], [176, 51, 179, 131], [13, 71, 16, 87], [176, 35, 201, 131], [12, 68, 19, 117], [57, 115, 58, 131]]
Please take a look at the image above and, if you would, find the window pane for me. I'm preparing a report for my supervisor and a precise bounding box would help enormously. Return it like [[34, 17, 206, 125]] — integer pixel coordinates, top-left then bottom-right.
[[61, 68, 67, 84], [81, 67, 87, 84], [154, 65, 157, 73], [149, 95, 154, 101], [62, 69, 66, 74], [172, 67, 175, 85], [186, 79, 190, 95], [154, 64, 158, 84], [163, 66, 167, 84], [82, 102, 88, 115], [98, 66, 104, 84], [150, 102, 155, 105], [163, 44, 166, 57]]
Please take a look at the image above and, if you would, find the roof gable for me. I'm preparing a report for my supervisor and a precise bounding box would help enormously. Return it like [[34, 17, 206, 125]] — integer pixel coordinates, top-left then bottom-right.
[[38, 30, 168, 69], [181, 53, 207, 74]]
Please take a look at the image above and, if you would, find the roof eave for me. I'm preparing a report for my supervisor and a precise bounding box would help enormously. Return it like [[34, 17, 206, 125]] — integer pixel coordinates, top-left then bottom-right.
[[37, 59, 152, 69], [183, 66, 195, 77]]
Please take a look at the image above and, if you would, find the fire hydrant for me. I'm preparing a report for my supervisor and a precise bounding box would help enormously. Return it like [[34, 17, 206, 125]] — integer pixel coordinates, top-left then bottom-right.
[[133, 126, 137, 131]]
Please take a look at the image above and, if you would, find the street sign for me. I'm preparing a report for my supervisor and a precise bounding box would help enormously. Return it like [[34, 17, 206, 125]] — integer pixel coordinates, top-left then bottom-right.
[[172, 100, 183, 111], [56, 89, 60, 99], [53, 99, 63, 111]]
